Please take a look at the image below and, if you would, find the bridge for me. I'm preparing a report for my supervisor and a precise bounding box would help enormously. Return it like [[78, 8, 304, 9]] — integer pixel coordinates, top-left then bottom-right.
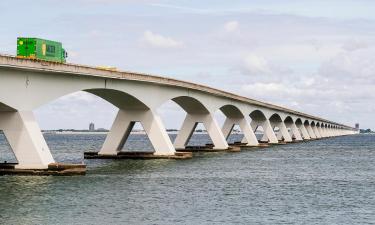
[[0, 55, 357, 173]]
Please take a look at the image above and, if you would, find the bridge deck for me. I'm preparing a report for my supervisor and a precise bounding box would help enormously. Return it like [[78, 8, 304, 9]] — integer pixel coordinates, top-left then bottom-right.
[[0, 54, 351, 129]]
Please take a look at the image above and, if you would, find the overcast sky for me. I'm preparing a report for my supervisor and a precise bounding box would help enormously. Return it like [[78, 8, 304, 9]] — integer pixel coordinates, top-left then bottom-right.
[[1, 0, 375, 130]]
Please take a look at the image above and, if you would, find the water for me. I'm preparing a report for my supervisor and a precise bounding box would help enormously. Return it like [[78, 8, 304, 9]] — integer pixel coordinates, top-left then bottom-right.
[[0, 133, 374, 224]]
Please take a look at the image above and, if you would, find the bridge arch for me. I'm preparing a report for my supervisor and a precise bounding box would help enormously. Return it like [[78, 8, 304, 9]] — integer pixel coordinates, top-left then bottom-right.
[[36, 88, 177, 157], [284, 116, 294, 123], [284, 116, 302, 141], [215, 104, 258, 145], [269, 113, 282, 133], [249, 109, 267, 121], [219, 104, 245, 118], [269, 113, 292, 142], [249, 109, 278, 143], [171, 96, 209, 114], [85, 88, 149, 110], [269, 113, 283, 122], [159, 96, 228, 150], [295, 118, 303, 126]]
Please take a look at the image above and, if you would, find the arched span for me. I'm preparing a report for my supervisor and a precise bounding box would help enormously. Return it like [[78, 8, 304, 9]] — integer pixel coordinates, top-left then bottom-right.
[[219, 105, 244, 118], [304, 120, 310, 126], [269, 113, 283, 122], [311, 121, 316, 127], [172, 96, 209, 114], [85, 89, 149, 110], [249, 109, 267, 121], [295, 118, 303, 125], [284, 116, 294, 124]]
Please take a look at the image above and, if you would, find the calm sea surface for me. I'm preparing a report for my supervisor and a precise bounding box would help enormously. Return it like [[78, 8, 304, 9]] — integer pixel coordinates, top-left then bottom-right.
[[0, 133, 374, 224]]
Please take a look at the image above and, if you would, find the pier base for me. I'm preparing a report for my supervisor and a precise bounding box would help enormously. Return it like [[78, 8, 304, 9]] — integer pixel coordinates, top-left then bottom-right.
[[176, 143, 239, 152], [0, 163, 86, 176], [84, 151, 192, 160]]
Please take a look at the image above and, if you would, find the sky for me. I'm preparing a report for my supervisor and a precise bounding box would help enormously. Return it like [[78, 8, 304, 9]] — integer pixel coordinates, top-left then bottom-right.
[[1, 0, 375, 130]]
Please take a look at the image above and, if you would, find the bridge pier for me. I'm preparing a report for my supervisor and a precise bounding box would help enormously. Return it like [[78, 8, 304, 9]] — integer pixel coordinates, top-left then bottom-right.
[[327, 127, 334, 137], [222, 117, 259, 146], [0, 111, 54, 169], [99, 109, 176, 156], [251, 119, 278, 144], [174, 113, 229, 150], [312, 124, 322, 139], [0, 111, 85, 175], [270, 120, 292, 143], [318, 126, 326, 138], [296, 121, 310, 140], [285, 120, 303, 141], [326, 127, 333, 137], [305, 123, 317, 139]]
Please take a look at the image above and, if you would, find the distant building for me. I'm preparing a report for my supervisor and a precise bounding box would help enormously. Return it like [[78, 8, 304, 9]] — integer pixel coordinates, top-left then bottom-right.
[[89, 122, 95, 131]]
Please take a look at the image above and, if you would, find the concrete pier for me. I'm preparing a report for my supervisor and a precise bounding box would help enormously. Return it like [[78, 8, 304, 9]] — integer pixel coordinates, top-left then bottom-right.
[[84, 151, 192, 160], [0, 163, 86, 176]]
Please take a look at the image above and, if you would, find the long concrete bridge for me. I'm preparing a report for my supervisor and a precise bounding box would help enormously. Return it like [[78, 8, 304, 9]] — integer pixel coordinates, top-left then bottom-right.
[[0, 55, 357, 171]]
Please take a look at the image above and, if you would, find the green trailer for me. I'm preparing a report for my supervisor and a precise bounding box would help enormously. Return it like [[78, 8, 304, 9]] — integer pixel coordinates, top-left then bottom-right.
[[17, 37, 68, 63]]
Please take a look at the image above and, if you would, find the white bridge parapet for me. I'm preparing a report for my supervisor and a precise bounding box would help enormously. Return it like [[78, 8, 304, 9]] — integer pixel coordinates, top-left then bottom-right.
[[0, 55, 358, 169]]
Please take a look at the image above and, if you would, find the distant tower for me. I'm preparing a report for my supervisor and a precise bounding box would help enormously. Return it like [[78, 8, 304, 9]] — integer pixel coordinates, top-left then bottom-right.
[[89, 122, 95, 131], [355, 123, 359, 130]]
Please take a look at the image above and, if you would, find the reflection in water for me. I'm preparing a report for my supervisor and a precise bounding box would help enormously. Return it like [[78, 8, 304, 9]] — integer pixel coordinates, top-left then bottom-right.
[[0, 134, 374, 224]]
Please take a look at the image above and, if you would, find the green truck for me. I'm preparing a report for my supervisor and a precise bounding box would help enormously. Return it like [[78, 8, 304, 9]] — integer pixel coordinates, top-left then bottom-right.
[[17, 37, 68, 63]]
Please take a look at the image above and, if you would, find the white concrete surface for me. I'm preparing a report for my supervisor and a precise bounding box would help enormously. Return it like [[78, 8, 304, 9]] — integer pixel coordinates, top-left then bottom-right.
[[0, 55, 358, 168]]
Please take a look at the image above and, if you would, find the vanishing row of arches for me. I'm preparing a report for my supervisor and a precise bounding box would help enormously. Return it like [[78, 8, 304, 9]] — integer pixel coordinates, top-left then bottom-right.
[[0, 88, 354, 168]]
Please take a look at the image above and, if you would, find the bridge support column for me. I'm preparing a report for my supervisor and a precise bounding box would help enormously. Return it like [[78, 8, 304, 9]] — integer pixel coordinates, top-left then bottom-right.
[[312, 125, 322, 138], [286, 122, 303, 141], [174, 113, 228, 150], [296, 123, 310, 140], [328, 128, 334, 137], [318, 126, 326, 137], [251, 119, 278, 144], [270, 121, 292, 142], [0, 111, 55, 169], [222, 117, 259, 146], [305, 124, 317, 139], [327, 128, 333, 137], [99, 109, 175, 156]]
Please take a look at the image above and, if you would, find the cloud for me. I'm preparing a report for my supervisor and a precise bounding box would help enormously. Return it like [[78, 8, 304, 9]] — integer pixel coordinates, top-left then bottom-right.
[[141, 30, 183, 48], [224, 21, 239, 32], [342, 39, 370, 52], [238, 54, 294, 83], [242, 54, 271, 74], [236, 44, 375, 127]]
